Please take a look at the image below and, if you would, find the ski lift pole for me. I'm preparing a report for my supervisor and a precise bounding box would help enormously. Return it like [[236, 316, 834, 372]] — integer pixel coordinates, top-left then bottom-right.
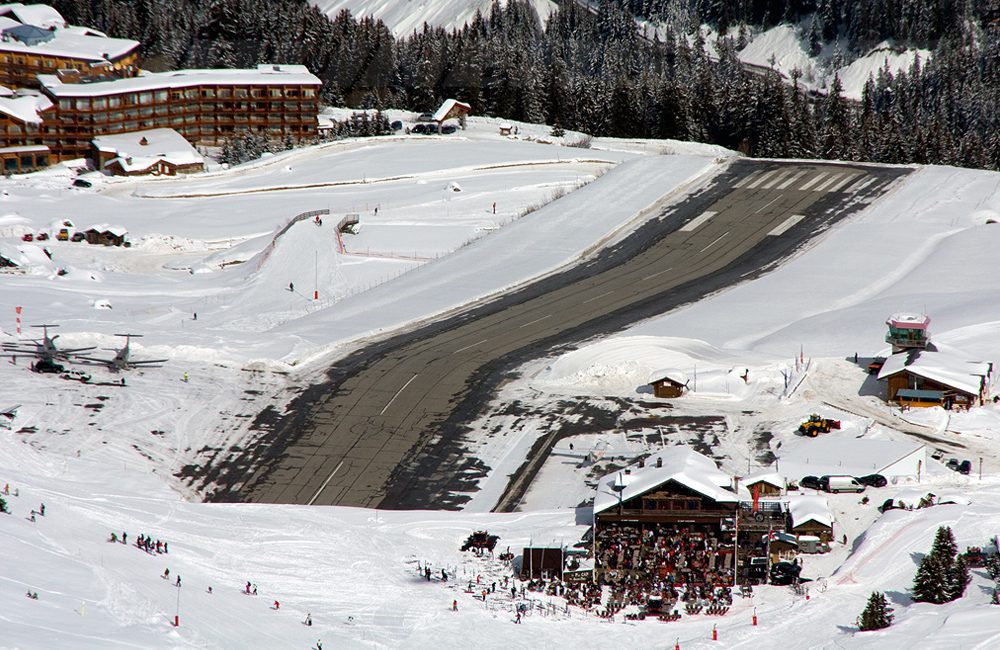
[[174, 580, 180, 627]]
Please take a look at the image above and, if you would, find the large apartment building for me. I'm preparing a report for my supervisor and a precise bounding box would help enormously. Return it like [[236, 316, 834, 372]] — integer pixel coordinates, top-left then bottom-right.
[[0, 3, 322, 167]]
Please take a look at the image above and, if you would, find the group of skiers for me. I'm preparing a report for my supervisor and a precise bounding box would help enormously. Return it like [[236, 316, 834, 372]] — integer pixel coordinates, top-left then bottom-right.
[[122, 532, 169, 555]]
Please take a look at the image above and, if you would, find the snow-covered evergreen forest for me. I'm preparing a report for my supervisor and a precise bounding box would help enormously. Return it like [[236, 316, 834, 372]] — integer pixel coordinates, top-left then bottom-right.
[[49, 0, 1000, 169]]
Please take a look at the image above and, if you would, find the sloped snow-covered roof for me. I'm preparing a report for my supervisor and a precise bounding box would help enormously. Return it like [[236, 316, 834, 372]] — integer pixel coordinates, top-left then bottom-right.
[[788, 495, 832, 529], [593, 446, 743, 515], [432, 98, 471, 123], [744, 471, 785, 489], [39, 64, 320, 98], [0, 23, 137, 62], [86, 223, 127, 237], [93, 128, 203, 169], [781, 436, 925, 480], [0, 93, 51, 123], [0, 3, 66, 29], [878, 349, 990, 396], [649, 367, 687, 385]]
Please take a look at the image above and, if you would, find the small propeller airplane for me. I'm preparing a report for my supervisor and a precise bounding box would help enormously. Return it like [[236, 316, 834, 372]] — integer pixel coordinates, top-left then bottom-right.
[[1, 324, 95, 362], [77, 334, 167, 372]]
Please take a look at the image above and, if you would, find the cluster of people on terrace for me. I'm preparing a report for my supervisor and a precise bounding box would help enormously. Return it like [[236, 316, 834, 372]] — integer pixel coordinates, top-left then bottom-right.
[[593, 522, 735, 615]]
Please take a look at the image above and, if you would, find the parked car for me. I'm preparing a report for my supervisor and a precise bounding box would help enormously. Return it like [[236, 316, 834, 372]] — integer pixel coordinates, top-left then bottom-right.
[[416, 112, 434, 122], [21, 233, 33, 242], [70, 232, 85, 242], [946, 458, 961, 472], [390, 120, 403, 131], [799, 476, 822, 490], [769, 561, 803, 586], [958, 460, 972, 475], [424, 123, 439, 134], [855, 473, 888, 488], [35, 232, 49, 241], [411, 123, 426, 134], [72, 178, 92, 188], [820, 475, 865, 493], [441, 124, 457, 134], [57, 228, 70, 241]]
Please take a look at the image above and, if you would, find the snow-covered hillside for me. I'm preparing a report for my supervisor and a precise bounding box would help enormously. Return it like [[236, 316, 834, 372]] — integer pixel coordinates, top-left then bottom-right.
[[309, 0, 557, 37]]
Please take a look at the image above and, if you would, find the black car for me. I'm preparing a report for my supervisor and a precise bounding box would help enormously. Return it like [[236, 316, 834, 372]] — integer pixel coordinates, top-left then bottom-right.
[[390, 120, 403, 131], [72, 178, 92, 188], [411, 123, 426, 134], [799, 476, 822, 490], [769, 561, 802, 586], [441, 124, 457, 134], [958, 460, 972, 475], [856, 473, 888, 488]]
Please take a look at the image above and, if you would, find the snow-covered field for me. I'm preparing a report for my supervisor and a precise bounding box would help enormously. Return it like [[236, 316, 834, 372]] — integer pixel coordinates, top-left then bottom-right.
[[5, 109, 1000, 648]]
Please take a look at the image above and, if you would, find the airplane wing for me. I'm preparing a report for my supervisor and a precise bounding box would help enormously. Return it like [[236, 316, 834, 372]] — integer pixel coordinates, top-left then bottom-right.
[[1, 404, 19, 417], [57, 346, 98, 355], [129, 359, 168, 367], [72, 355, 114, 365]]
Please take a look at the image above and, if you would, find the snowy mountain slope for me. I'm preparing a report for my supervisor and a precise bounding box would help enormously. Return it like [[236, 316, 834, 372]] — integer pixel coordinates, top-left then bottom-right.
[[309, 0, 557, 37]]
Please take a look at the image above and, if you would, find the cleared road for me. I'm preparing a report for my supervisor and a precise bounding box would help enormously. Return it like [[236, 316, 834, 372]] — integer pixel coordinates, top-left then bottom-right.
[[217, 160, 909, 509]]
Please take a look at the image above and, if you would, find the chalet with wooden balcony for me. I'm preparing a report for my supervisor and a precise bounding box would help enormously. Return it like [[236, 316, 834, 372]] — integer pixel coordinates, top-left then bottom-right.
[[593, 447, 744, 526], [878, 348, 993, 409]]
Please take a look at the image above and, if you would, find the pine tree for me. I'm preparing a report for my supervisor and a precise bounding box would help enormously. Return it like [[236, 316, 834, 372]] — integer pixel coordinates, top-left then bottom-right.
[[912, 553, 949, 604], [946, 554, 971, 601], [991, 588, 999, 605], [931, 526, 958, 565], [0, 495, 7, 513], [857, 591, 893, 631], [985, 552, 1000, 581]]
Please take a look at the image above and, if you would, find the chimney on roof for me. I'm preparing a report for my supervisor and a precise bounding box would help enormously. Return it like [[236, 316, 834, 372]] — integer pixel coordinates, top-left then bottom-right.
[[656, 457, 663, 468]]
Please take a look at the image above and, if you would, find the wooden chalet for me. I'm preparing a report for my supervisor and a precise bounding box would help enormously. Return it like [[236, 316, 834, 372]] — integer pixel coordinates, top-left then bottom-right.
[[593, 448, 740, 526], [432, 98, 471, 129], [878, 348, 993, 410], [787, 495, 833, 547], [648, 369, 687, 399], [92, 128, 204, 176], [84, 224, 126, 246], [744, 472, 785, 497]]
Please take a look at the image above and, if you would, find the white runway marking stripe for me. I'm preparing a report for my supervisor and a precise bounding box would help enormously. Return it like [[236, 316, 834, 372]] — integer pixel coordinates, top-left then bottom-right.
[[453, 339, 488, 354], [776, 170, 807, 190], [827, 174, 859, 193], [699, 231, 729, 253], [847, 176, 877, 194], [734, 171, 764, 188], [380, 373, 418, 415], [768, 214, 805, 236], [761, 170, 793, 189], [519, 314, 551, 328], [680, 210, 718, 232], [747, 170, 779, 189], [642, 267, 673, 281], [813, 173, 846, 192], [798, 172, 829, 191]]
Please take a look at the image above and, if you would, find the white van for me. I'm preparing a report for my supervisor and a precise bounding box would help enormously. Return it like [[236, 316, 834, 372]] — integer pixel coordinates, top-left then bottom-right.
[[821, 475, 865, 493]]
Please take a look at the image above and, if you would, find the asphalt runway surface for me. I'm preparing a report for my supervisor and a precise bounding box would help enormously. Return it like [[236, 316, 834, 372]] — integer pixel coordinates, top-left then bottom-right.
[[212, 160, 910, 509]]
